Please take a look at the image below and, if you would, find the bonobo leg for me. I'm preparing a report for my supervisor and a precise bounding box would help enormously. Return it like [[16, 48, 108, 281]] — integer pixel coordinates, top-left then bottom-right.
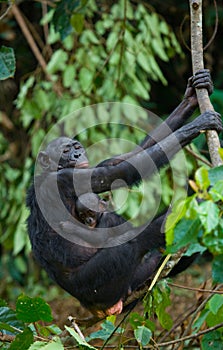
[[130, 250, 163, 291]]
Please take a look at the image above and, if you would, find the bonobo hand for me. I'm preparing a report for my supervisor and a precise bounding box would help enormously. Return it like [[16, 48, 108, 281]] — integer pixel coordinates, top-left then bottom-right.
[[184, 69, 213, 101], [196, 111, 222, 133]]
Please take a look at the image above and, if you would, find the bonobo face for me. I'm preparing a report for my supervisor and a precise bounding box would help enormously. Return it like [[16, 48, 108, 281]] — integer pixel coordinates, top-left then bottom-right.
[[78, 209, 98, 228], [38, 137, 89, 171], [57, 138, 89, 170], [76, 193, 99, 227]]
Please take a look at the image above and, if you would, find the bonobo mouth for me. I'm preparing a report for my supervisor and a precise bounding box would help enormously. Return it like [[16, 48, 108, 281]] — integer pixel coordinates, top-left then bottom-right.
[[67, 161, 89, 169], [75, 161, 89, 169], [58, 161, 89, 170]]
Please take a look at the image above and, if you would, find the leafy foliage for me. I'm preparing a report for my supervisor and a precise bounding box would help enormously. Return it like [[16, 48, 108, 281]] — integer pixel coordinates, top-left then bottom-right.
[[166, 166, 223, 258]]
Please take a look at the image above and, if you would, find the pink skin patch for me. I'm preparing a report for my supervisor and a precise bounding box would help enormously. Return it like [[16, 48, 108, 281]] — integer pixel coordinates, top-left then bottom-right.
[[94, 299, 123, 318]]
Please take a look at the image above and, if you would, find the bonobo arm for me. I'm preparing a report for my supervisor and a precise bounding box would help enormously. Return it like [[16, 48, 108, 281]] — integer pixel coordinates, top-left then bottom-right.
[[140, 69, 213, 149], [59, 110, 221, 195], [97, 69, 213, 166]]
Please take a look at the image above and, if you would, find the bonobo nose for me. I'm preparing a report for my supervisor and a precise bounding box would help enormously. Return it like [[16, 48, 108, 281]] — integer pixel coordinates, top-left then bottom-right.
[[70, 153, 81, 160]]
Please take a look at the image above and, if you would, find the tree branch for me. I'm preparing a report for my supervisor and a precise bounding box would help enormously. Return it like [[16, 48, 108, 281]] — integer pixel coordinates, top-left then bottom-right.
[[189, 0, 222, 167]]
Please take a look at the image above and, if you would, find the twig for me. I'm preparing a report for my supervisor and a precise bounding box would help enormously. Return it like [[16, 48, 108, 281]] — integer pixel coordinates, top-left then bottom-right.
[[68, 315, 86, 341], [11, 5, 49, 78], [0, 1, 13, 21], [189, 0, 222, 167], [157, 321, 223, 347], [174, 284, 223, 350], [185, 145, 212, 167], [168, 282, 223, 294]]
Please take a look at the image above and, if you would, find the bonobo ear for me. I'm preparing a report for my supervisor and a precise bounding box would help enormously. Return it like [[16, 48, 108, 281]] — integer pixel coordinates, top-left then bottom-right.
[[38, 151, 51, 170]]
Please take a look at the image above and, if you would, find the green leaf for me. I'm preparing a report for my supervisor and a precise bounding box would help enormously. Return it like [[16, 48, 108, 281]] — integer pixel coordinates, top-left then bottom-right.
[[199, 201, 220, 233], [212, 255, 223, 283], [137, 52, 152, 74], [201, 331, 223, 350], [153, 282, 173, 330], [193, 309, 210, 331], [0, 307, 24, 331], [33, 90, 51, 112], [0, 322, 19, 334], [166, 218, 200, 253], [147, 54, 167, 85], [79, 67, 94, 91], [0, 299, 7, 307], [9, 328, 34, 350], [63, 65, 76, 88], [165, 199, 188, 245], [53, 0, 84, 40], [134, 326, 152, 346], [47, 49, 68, 74], [13, 206, 29, 255], [195, 167, 210, 190], [132, 77, 149, 100], [151, 38, 169, 62], [28, 338, 63, 350], [45, 324, 62, 336], [65, 326, 97, 349], [31, 129, 46, 157], [184, 242, 206, 256], [86, 320, 122, 342], [208, 166, 223, 186], [16, 295, 53, 323], [208, 294, 223, 315], [70, 13, 84, 33], [0, 46, 16, 80], [209, 180, 223, 202]]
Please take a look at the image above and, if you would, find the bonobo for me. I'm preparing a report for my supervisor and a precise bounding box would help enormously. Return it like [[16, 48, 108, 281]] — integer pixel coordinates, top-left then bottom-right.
[[60, 192, 128, 231], [27, 70, 222, 317], [74, 193, 107, 228]]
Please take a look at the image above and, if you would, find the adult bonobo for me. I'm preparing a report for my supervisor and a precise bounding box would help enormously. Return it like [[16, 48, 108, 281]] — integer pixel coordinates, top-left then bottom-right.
[[27, 70, 222, 317]]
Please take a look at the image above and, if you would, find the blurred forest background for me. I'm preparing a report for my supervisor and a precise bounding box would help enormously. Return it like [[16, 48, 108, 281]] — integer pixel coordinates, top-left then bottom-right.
[[0, 0, 223, 349]]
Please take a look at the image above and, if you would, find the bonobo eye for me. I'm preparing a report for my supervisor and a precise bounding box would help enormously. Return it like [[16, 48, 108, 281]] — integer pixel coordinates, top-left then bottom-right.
[[74, 143, 82, 150], [63, 148, 70, 153]]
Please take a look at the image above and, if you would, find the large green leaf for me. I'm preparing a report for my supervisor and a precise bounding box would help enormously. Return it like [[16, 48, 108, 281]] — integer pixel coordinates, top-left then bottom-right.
[[0, 46, 16, 80], [0, 307, 24, 332], [166, 218, 201, 253], [9, 328, 34, 350], [134, 326, 152, 346], [16, 296, 53, 323]]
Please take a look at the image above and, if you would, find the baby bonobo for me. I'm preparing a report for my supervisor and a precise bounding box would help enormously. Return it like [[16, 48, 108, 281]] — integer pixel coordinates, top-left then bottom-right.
[[63, 193, 107, 229]]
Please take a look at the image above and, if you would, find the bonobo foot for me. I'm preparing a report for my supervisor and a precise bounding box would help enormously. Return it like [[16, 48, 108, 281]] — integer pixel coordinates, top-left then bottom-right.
[[93, 299, 123, 318]]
